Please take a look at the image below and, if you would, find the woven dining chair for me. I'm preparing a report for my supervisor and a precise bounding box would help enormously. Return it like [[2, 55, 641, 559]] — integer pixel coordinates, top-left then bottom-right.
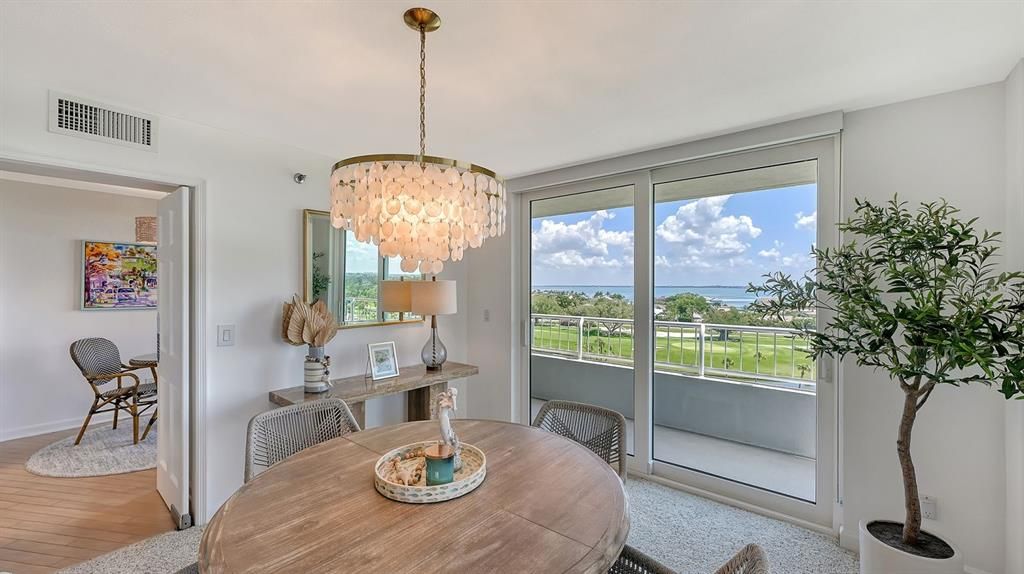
[[69, 337, 158, 446], [609, 543, 769, 574], [531, 400, 628, 480], [244, 398, 361, 482]]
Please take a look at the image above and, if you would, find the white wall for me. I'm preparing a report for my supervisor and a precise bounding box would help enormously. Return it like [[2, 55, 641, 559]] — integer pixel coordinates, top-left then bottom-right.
[[1003, 59, 1024, 574], [0, 181, 158, 440], [464, 216, 517, 422], [0, 81, 470, 521], [841, 82, 1009, 574]]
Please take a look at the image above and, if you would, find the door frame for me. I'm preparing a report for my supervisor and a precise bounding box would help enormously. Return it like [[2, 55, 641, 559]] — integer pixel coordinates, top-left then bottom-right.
[[646, 137, 839, 527], [517, 171, 648, 435], [516, 135, 840, 529], [0, 149, 209, 526]]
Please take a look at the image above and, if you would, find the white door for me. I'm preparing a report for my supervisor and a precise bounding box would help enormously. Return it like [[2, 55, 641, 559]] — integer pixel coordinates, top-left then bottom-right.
[[157, 186, 191, 529]]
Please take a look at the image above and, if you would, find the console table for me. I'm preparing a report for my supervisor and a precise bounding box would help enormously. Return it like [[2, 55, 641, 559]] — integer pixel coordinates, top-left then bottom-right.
[[268, 361, 479, 428]]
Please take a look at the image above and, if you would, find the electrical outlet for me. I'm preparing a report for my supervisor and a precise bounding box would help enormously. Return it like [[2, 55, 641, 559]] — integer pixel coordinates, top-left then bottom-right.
[[483, 309, 490, 322], [921, 495, 938, 520]]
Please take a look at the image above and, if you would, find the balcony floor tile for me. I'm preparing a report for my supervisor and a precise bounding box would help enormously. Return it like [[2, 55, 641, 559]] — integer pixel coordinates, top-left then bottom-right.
[[532, 399, 815, 501]]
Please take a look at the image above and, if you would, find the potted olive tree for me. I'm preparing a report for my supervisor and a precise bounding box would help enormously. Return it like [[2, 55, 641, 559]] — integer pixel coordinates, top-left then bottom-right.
[[749, 197, 1024, 574]]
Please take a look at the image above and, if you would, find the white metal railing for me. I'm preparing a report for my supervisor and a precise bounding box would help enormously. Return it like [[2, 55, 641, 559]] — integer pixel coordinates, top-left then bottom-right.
[[344, 296, 379, 322], [530, 313, 816, 391]]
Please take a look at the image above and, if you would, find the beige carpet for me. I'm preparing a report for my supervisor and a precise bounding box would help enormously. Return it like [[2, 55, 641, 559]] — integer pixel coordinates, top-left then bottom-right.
[[59, 475, 857, 573]]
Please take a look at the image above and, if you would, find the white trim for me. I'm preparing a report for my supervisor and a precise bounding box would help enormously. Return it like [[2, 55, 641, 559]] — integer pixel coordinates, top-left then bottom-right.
[[509, 112, 843, 193], [632, 170, 654, 470], [0, 413, 116, 443], [0, 149, 209, 526], [644, 137, 839, 528], [190, 179, 209, 525], [0, 169, 166, 199], [518, 172, 645, 426]]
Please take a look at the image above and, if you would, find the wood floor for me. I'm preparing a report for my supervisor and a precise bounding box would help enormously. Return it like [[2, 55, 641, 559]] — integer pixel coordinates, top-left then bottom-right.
[[0, 427, 176, 573]]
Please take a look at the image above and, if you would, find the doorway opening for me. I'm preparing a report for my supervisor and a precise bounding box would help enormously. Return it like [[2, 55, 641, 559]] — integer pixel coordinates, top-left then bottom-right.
[[0, 159, 202, 572]]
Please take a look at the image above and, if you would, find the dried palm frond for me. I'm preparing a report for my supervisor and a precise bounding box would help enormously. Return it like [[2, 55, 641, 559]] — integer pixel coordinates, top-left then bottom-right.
[[281, 294, 338, 347]]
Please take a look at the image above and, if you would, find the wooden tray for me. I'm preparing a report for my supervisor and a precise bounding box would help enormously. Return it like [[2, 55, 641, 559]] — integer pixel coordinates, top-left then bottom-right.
[[374, 441, 486, 503]]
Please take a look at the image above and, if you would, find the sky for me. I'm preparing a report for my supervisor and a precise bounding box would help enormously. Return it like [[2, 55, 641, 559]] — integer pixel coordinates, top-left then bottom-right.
[[531, 184, 817, 286]]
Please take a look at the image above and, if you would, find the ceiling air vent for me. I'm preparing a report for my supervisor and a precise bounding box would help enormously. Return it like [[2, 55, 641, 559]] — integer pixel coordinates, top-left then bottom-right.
[[48, 92, 157, 151]]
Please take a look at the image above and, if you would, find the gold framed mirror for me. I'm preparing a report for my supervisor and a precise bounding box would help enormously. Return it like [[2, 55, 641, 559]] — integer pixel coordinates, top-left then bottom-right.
[[302, 209, 423, 329]]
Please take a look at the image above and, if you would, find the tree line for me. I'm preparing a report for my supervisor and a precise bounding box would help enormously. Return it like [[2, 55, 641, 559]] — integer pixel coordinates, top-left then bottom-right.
[[532, 290, 811, 329]]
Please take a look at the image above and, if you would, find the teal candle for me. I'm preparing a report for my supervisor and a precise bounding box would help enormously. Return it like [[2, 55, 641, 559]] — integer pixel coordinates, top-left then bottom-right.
[[424, 444, 455, 486]]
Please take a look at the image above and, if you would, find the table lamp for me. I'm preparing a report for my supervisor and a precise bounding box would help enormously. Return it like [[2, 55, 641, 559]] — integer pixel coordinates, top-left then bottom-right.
[[380, 278, 412, 321], [410, 278, 457, 371]]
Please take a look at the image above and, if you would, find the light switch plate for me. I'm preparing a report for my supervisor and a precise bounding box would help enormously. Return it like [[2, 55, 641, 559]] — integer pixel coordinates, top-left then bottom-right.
[[217, 324, 236, 347]]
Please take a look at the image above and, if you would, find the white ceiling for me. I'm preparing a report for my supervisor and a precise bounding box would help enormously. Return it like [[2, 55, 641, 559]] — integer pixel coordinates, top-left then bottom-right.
[[1, 1, 1022, 178]]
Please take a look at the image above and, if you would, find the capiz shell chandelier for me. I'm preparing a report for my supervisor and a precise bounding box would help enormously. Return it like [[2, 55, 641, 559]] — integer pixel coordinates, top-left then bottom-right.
[[330, 7, 506, 275]]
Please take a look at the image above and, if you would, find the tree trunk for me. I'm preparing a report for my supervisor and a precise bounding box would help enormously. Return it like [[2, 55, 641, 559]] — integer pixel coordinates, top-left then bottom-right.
[[898, 390, 922, 546]]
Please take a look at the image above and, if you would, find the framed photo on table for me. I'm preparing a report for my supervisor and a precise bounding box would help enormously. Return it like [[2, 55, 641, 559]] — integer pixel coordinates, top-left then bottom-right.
[[368, 342, 399, 380]]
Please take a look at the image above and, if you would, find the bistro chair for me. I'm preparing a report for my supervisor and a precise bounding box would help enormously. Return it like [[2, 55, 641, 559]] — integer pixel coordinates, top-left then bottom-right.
[[69, 337, 158, 446], [244, 398, 361, 482], [531, 400, 628, 480], [609, 543, 769, 574]]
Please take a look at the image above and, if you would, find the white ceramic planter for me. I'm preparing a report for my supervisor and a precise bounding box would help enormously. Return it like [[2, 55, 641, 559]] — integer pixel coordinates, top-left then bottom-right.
[[859, 521, 963, 574]]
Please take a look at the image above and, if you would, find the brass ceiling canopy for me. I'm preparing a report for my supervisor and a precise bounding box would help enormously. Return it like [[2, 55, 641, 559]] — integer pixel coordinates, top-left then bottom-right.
[[403, 7, 441, 32]]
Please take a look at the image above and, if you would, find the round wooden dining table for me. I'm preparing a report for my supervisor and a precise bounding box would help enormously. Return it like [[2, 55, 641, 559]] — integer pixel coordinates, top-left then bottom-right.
[[199, 419, 629, 574]]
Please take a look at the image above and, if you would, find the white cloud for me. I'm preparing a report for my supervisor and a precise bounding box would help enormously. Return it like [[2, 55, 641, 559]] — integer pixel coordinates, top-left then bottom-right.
[[781, 252, 813, 269], [545, 251, 623, 268], [532, 210, 632, 269], [795, 210, 816, 231], [758, 241, 813, 271], [654, 196, 762, 268]]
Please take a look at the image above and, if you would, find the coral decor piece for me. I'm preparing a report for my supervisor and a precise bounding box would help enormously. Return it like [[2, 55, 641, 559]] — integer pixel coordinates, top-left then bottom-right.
[[437, 388, 462, 472]]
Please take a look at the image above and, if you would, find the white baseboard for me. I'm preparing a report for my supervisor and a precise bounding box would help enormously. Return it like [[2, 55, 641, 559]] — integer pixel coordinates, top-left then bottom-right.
[[0, 412, 115, 443]]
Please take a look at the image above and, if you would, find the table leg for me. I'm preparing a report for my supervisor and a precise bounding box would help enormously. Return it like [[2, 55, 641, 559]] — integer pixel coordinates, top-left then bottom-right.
[[407, 382, 448, 421], [141, 407, 157, 441], [349, 401, 366, 430]]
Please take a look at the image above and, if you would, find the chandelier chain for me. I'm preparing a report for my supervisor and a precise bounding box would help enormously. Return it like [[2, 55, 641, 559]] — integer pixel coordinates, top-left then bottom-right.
[[419, 24, 427, 161]]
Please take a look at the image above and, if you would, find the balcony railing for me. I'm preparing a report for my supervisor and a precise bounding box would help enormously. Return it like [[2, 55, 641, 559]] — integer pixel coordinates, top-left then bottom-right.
[[344, 296, 379, 322], [530, 313, 816, 391]]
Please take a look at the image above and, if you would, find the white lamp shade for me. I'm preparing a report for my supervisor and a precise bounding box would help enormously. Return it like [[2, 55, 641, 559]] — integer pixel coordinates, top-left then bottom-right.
[[410, 280, 457, 316], [380, 280, 412, 312]]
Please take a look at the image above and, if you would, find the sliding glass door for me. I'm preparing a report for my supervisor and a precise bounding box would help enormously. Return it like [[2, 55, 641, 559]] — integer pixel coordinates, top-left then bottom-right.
[[652, 160, 819, 502], [519, 138, 836, 526], [526, 181, 636, 455]]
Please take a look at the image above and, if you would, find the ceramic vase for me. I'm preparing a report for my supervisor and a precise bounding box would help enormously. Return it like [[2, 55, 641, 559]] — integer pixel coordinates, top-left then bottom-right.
[[304, 345, 330, 393]]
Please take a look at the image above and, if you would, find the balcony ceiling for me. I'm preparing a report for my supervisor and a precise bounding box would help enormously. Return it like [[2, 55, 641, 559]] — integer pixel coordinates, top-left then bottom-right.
[[1, 1, 1022, 178]]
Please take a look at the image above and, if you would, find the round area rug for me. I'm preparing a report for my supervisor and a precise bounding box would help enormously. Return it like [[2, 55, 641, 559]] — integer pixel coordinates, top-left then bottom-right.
[[26, 426, 157, 477]]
